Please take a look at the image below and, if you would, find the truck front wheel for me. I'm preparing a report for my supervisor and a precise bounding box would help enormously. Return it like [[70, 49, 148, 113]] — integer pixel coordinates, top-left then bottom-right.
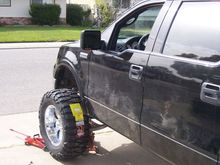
[[39, 89, 90, 160]]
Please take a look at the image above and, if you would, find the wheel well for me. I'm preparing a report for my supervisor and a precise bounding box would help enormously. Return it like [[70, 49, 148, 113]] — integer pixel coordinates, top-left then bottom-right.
[[54, 66, 79, 91], [54, 66, 94, 117]]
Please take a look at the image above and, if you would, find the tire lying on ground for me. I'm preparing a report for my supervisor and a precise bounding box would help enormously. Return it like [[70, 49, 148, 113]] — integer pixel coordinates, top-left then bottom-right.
[[39, 89, 90, 160]]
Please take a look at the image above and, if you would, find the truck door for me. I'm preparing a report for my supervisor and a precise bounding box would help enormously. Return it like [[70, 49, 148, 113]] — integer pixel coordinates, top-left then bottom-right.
[[209, 62, 220, 165], [87, 2, 165, 144], [141, 1, 220, 165]]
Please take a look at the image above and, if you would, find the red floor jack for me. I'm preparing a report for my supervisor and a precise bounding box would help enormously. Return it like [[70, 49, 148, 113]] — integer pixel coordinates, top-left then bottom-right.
[[10, 129, 47, 151], [87, 132, 98, 154], [87, 118, 106, 154]]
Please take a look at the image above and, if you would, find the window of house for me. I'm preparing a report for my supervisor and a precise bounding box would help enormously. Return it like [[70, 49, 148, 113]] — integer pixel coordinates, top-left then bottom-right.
[[31, 0, 43, 4], [31, 0, 55, 4], [43, 0, 54, 4], [0, 0, 11, 6], [163, 2, 220, 62]]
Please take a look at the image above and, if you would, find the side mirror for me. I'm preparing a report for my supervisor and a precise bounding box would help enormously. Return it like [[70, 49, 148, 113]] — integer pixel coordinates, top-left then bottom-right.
[[80, 30, 101, 50]]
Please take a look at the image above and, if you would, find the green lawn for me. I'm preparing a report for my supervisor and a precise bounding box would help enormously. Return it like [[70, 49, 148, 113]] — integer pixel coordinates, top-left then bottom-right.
[[0, 26, 91, 42]]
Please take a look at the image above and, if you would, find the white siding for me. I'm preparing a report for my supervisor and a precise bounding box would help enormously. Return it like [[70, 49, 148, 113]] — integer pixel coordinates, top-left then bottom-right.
[[0, 0, 30, 17], [0, 0, 66, 18], [68, 0, 96, 11], [56, 0, 66, 18], [68, 0, 96, 7]]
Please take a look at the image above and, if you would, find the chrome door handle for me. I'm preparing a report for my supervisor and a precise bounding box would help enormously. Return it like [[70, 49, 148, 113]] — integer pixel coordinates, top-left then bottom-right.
[[129, 64, 143, 82], [200, 82, 220, 106]]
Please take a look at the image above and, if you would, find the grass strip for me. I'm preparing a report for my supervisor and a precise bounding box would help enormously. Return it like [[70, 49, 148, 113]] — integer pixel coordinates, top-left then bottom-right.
[[0, 26, 88, 42]]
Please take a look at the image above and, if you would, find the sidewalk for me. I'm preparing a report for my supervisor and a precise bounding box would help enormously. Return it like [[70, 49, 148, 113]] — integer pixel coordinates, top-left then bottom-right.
[[0, 42, 71, 49], [0, 112, 168, 165]]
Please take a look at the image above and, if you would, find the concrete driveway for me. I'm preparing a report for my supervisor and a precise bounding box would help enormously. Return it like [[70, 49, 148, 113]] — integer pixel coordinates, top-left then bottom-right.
[[0, 112, 169, 165]]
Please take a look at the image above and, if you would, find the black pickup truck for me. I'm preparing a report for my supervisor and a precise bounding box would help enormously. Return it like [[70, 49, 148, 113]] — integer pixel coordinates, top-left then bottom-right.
[[38, 0, 220, 164]]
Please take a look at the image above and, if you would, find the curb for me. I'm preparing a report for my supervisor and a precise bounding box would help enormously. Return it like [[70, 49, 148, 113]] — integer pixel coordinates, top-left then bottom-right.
[[0, 42, 71, 50]]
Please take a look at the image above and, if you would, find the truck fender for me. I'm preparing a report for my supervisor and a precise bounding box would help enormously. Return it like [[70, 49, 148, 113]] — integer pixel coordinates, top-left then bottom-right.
[[54, 59, 83, 96]]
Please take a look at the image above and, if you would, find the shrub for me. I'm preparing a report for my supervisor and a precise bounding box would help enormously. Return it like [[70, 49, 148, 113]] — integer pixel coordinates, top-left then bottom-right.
[[67, 4, 84, 26], [82, 9, 92, 27], [97, 3, 114, 27], [83, 8, 91, 19], [67, 4, 92, 26], [82, 20, 93, 27], [29, 4, 61, 25]]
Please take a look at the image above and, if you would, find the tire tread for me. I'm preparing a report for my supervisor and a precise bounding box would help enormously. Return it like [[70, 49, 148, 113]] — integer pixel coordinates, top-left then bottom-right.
[[39, 89, 90, 160]]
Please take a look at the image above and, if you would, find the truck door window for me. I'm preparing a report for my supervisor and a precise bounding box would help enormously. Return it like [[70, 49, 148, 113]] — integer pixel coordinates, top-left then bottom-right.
[[163, 2, 220, 62], [115, 6, 162, 52]]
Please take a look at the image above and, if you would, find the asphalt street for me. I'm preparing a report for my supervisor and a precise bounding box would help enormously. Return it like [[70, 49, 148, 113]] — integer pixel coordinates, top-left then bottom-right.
[[0, 48, 58, 115]]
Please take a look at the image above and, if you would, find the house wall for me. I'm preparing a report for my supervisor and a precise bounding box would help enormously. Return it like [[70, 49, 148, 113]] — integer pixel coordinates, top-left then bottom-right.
[[0, 0, 30, 17], [67, 0, 96, 8], [55, 0, 66, 18], [0, 0, 66, 24]]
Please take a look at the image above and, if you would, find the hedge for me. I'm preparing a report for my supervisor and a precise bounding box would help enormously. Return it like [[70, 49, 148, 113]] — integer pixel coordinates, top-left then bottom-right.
[[29, 4, 61, 25], [66, 4, 84, 26]]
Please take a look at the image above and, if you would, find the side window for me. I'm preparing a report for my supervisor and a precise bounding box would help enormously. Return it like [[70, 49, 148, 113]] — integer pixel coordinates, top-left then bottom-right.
[[44, 0, 54, 4], [115, 6, 162, 52], [163, 2, 220, 62], [0, 0, 11, 7], [31, 0, 54, 4], [31, 0, 43, 4]]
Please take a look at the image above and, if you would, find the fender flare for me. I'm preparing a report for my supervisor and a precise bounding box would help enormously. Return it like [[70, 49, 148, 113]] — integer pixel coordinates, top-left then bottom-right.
[[54, 59, 83, 97]]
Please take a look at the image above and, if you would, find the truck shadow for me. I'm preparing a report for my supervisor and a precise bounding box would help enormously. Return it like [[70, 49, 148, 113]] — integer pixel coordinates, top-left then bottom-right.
[[62, 141, 169, 165]]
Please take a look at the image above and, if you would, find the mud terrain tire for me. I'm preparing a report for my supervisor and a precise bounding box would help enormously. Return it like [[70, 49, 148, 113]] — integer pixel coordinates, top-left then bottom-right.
[[39, 89, 90, 160]]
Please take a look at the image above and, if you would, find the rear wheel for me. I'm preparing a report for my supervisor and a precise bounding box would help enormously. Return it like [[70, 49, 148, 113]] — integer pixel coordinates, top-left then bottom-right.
[[39, 89, 90, 160]]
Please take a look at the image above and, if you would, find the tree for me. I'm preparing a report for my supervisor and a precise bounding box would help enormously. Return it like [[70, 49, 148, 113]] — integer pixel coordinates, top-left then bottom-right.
[[112, 0, 131, 8], [96, 0, 114, 27]]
